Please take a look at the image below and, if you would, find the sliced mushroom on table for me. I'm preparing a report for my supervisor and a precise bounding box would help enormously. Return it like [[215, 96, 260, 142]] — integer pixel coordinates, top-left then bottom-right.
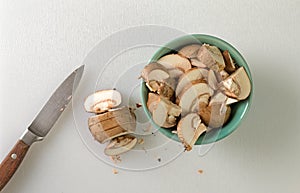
[[104, 135, 137, 156], [84, 89, 122, 113], [88, 106, 136, 144]]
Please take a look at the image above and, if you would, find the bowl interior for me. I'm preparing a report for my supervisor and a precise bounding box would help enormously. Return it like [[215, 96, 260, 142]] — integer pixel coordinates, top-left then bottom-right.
[[141, 34, 253, 145]]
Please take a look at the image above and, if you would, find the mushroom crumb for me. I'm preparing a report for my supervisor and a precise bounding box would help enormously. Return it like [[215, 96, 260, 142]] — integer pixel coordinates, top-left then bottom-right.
[[112, 168, 118, 174], [109, 155, 122, 164], [136, 103, 142, 108], [137, 138, 144, 145], [197, 169, 203, 174]]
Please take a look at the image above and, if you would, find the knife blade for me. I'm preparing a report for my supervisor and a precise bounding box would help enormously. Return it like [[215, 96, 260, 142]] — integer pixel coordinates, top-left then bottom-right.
[[0, 65, 84, 191]]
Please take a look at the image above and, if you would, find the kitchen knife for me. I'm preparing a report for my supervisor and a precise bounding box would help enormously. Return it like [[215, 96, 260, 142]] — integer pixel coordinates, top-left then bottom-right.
[[0, 65, 84, 191]]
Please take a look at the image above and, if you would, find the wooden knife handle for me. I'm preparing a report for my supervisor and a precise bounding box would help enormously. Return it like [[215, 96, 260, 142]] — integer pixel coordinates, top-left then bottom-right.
[[0, 140, 30, 191]]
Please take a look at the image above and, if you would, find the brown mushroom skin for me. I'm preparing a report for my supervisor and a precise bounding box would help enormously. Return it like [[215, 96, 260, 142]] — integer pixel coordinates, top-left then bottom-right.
[[199, 103, 231, 128], [223, 50, 236, 73]]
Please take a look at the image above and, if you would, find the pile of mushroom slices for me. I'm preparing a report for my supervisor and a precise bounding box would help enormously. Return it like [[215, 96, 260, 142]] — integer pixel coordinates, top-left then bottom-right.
[[141, 43, 251, 151], [84, 89, 138, 156]]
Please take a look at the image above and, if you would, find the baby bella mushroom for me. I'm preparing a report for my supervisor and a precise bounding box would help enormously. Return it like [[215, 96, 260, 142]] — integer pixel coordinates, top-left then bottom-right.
[[157, 54, 192, 78], [150, 95, 181, 128], [197, 44, 226, 72], [141, 62, 175, 99], [221, 67, 251, 100], [176, 80, 214, 116], [88, 106, 136, 143], [84, 89, 122, 113], [104, 135, 137, 156], [199, 103, 231, 129], [223, 50, 236, 73], [177, 113, 207, 151], [175, 68, 209, 97], [178, 44, 202, 59]]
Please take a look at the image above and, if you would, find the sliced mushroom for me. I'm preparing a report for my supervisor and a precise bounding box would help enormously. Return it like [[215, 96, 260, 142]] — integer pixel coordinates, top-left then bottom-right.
[[177, 81, 214, 116], [152, 100, 168, 127], [168, 68, 185, 78], [223, 50, 236, 73], [175, 68, 208, 97], [178, 44, 202, 59], [199, 103, 231, 128], [190, 58, 207, 68], [146, 92, 160, 113], [177, 113, 207, 151], [88, 106, 136, 143], [84, 89, 122, 113], [221, 67, 251, 100], [190, 94, 210, 112], [209, 92, 227, 106], [141, 62, 170, 82], [146, 80, 175, 99], [216, 70, 230, 82], [104, 135, 137, 156], [207, 69, 219, 90], [157, 54, 192, 77], [151, 97, 181, 128], [197, 44, 225, 71]]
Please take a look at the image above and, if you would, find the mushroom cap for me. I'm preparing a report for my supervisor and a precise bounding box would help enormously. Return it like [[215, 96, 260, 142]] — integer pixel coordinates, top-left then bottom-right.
[[84, 89, 122, 113]]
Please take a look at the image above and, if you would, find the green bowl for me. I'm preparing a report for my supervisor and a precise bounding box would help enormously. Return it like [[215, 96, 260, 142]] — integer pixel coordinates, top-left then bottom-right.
[[140, 34, 253, 145]]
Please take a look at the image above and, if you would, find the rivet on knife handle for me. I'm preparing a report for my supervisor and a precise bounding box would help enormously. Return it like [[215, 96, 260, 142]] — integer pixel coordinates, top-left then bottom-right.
[[0, 140, 30, 191]]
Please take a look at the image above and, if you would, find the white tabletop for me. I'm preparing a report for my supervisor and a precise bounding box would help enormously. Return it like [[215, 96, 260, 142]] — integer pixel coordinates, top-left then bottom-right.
[[1, 1, 300, 193]]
